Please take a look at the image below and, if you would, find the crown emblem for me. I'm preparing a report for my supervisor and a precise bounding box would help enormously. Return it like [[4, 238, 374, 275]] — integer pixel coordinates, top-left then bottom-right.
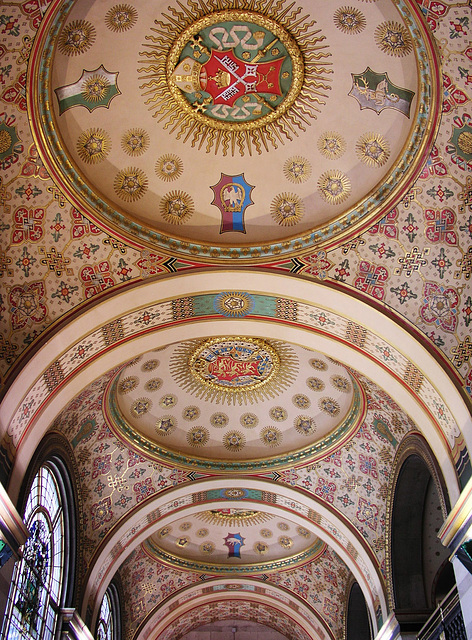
[[208, 69, 231, 88]]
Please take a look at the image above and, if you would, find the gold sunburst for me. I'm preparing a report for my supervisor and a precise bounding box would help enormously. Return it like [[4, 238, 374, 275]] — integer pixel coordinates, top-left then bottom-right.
[[374, 21, 412, 57], [138, 0, 332, 157], [169, 337, 298, 405], [317, 131, 346, 160], [283, 156, 311, 183], [197, 509, 273, 527], [114, 167, 148, 201], [58, 20, 96, 56], [155, 154, 183, 181], [333, 7, 366, 34], [223, 430, 246, 451], [76, 128, 111, 164], [318, 170, 351, 205], [121, 128, 150, 156], [81, 75, 110, 102], [105, 4, 138, 32], [270, 193, 304, 226], [356, 132, 390, 167], [160, 190, 194, 224]]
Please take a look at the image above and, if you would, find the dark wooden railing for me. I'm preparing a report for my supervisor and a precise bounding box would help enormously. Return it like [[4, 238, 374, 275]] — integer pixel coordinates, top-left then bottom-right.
[[417, 587, 466, 640]]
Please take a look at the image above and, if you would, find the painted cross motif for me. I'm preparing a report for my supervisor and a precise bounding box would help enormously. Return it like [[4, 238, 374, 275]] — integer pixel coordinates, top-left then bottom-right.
[[198, 50, 283, 106], [171, 21, 293, 124]]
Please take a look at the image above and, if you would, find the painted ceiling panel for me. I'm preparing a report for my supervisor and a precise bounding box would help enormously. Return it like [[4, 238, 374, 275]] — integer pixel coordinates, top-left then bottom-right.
[[0, 0, 471, 638]]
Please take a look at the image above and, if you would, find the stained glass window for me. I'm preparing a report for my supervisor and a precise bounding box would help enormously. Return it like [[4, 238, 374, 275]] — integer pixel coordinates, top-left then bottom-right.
[[96, 584, 121, 640], [1, 465, 65, 640], [96, 591, 113, 640]]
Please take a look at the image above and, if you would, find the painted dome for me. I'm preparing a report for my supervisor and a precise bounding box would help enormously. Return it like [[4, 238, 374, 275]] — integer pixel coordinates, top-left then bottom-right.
[[30, 0, 437, 261], [145, 506, 325, 574], [106, 337, 365, 471]]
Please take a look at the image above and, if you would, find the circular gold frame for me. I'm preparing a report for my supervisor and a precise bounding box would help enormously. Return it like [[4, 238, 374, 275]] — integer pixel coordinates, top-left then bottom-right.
[[189, 336, 281, 395], [167, 10, 304, 132]]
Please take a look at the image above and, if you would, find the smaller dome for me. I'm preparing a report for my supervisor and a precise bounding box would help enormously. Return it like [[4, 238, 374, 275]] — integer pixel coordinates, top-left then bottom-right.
[[106, 337, 365, 472], [145, 507, 324, 574]]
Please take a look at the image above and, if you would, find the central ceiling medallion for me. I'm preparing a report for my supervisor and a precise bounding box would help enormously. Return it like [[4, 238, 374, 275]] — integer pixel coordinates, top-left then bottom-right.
[[171, 337, 297, 404], [140, 5, 330, 156]]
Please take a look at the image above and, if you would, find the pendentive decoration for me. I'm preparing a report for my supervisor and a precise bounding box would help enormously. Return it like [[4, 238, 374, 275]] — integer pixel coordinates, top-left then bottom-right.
[[139, 0, 332, 157]]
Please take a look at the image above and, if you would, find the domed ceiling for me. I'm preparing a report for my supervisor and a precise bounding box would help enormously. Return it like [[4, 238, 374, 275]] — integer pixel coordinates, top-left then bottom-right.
[[30, 0, 438, 260], [107, 338, 364, 471], [145, 507, 324, 574], [2, 0, 471, 636]]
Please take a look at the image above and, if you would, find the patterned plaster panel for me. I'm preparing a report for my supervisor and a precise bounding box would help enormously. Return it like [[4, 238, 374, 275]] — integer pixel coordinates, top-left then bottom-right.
[[52, 370, 189, 571], [156, 601, 312, 640], [267, 546, 350, 636], [140, 580, 332, 640], [280, 372, 416, 576], [119, 547, 200, 638]]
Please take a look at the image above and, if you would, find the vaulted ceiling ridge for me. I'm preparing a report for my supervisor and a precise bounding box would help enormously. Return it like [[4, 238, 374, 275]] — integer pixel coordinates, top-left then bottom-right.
[[1, 0, 471, 637]]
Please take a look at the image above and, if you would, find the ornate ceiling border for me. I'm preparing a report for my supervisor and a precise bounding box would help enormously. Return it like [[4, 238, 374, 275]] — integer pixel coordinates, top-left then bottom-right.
[[28, 0, 441, 261], [136, 578, 334, 640], [152, 597, 314, 640]]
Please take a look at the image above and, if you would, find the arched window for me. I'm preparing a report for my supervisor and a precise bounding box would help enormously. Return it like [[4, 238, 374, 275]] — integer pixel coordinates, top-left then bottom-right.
[[1, 463, 69, 640], [96, 583, 121, 640], [346, 582, 372, 640]]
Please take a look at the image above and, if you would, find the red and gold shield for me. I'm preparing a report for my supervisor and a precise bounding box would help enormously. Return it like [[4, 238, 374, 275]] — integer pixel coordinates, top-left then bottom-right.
[[201, 50, 285, 106]]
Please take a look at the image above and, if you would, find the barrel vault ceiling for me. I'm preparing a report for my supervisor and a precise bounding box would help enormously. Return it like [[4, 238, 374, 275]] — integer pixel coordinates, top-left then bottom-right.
[[0, 0, 471, 638]]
